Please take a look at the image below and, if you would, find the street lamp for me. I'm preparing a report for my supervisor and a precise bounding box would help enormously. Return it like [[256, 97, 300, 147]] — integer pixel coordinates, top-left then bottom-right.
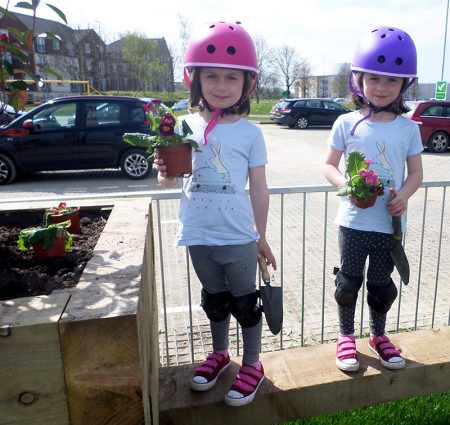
[[442, 0, 449, 81]]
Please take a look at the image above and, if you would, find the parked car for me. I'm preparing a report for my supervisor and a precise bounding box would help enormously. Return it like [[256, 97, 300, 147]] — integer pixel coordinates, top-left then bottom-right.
[[272, 98, 351, 129], [269, 99, 284, 121], [171, 99, 189, 111], [0, 95, 154, 185], [333, 97, 349, 104], [406, 100, 450, 153]]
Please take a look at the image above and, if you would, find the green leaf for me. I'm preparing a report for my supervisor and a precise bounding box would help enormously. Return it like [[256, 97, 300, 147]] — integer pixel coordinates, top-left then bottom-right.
[[3, 60, 14, 76], [10, 80, 28, 90], [337, 183, 352, 197], [123, 133, 156, 148], [44, 3, 67, 23], [345, 151, 367, 177], [15, 2, 34, 11], [37, 63, 62, 79]]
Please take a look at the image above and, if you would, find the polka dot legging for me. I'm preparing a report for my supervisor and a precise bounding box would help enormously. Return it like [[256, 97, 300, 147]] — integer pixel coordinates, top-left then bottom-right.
[[337, 226, 395, 336]]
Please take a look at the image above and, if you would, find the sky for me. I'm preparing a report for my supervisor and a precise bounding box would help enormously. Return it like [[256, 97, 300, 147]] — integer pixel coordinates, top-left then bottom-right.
[[9, 0, 450, 84]]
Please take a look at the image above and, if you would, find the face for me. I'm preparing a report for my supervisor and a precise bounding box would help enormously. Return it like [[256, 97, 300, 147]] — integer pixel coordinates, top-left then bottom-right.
[[362, 73, 404, 108], [199, 67, 245, 110]]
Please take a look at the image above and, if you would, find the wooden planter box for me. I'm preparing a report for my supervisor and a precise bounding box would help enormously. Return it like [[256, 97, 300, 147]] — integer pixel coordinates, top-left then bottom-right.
[[0, 198, 157, 425]]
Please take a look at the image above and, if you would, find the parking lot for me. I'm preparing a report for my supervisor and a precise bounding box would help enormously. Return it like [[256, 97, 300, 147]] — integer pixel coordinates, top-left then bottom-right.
[[1, 123, 449, 205]]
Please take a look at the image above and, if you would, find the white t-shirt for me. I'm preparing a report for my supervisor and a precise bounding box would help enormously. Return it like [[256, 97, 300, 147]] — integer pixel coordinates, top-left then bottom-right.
[[327, 111, 423, 234], [176, 113, 268, 246]]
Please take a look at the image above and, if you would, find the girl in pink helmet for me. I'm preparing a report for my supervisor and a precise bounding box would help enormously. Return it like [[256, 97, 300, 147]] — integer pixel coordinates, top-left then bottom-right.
[[323, 26, 423, 372], [154, 21, 276, 407]]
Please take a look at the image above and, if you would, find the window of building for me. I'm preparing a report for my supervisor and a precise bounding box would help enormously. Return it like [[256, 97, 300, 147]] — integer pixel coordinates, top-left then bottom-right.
[[53, 39, 60, 50], [86, 59, 93, 71], [37, 37, 46, 53], [84, 43, 91, 54], [66, 41, 75, 56]]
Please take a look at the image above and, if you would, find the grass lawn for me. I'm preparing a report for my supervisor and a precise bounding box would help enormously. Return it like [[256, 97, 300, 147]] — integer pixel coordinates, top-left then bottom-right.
[[281, 391, 450, 424]]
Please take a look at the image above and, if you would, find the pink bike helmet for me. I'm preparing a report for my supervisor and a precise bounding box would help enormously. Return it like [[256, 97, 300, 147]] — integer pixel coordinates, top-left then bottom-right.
[[184, 21, 258, 87]]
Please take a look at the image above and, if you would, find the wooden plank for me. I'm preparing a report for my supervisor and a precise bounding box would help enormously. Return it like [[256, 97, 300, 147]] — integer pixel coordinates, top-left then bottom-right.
[[159, 327, 450, 425], [59, 315, 143, 425], [0, 294, 71, 425], [58, 200, 151, 425], [136, 203, 159, 425]]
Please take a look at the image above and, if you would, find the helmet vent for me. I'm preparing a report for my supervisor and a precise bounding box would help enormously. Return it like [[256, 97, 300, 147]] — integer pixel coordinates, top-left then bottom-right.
[[228, 25, 235, 30], [395, 57, 403, 65], [398, 35, 404, 41], [381, 33, 387, 38], [207, 44, 216, 54], [227, 46, 236, 55], [377, 55, 385, 63]]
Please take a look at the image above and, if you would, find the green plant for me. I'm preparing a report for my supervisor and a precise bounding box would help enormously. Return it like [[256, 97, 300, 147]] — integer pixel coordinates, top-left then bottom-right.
[[17, 221, 72, 251], [43, 201, 77, 227], [337, 151, 384, 202], [0, 1, 67, 113], [123, 99, 200, 158]]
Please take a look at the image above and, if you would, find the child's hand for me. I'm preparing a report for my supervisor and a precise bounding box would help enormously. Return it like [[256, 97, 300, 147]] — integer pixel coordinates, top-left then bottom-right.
[[154, 154, 178, 188], [388, 188, 407, 216], [154, 153, 169, 177], [257, 238, 277, 271]]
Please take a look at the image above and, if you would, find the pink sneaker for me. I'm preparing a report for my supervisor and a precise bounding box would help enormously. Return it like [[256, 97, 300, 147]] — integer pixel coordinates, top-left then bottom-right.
[[336, 335, 359, 372], [369, 335, 405, 369], [191, 352, 230, 391], [224, 363, 265, 406]]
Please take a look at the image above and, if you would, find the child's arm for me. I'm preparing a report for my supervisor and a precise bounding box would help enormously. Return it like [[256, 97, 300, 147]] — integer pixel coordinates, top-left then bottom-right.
[[388, 153, 423, 216], [323, 147, 346, 187], [248, 165, 277, 270], [154, 155, 178, 189]]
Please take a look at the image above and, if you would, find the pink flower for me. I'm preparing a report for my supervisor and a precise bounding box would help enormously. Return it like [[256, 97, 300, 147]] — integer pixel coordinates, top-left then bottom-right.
[[359, 169, 379, 186], [0, 33, 9, 43], [364, 159, 371, 165]]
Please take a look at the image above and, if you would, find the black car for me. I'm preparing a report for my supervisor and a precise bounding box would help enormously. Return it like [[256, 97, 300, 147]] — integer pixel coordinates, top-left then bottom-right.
[[273, 98, 351, 129], [0, 95, 153, 184]]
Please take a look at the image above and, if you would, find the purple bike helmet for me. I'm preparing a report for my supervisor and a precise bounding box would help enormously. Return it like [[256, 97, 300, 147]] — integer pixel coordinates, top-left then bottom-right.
[[184, 21, 258, 88], [349, 26, 417, 135], [351, 26, 417, 78]]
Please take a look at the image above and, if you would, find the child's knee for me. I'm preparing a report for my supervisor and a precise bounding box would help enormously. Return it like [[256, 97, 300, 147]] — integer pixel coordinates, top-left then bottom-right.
[[334, 271, 363, 306], [367, 278, 398, 313]]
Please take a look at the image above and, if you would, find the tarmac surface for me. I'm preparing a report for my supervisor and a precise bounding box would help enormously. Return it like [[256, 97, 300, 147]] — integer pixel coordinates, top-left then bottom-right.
[[1, 123, 449, 366]]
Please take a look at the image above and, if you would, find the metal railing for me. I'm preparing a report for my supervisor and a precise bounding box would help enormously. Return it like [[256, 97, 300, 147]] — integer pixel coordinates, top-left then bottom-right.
[[150, 182, 450, 367]]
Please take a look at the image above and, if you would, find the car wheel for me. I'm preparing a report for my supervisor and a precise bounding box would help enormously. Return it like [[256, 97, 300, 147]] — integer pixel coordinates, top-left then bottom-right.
[[427, 131, 449, 153], [120, 149, 151, 179], [296, 116, 309, 129], [0, 154, 17, 185]]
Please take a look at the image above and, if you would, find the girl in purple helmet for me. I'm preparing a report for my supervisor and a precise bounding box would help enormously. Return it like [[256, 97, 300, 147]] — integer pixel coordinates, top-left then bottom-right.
[[154, 21, 276, 406], [323, 26, 423, 372]]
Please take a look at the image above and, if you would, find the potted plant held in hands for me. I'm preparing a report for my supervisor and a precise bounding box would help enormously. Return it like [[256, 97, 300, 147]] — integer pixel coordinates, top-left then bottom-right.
[[17, 221, 72, 262], [337, 151, 384, 208], [43, 202, 80, 233], [123, 100, 201, 177]]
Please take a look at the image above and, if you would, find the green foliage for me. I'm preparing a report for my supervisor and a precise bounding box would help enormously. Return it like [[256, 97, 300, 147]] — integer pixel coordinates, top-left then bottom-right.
[[123, 102, 200, 159], [282, 391, 450, 424], [17, 221, 72, 251], [337, 151, 384, 202]]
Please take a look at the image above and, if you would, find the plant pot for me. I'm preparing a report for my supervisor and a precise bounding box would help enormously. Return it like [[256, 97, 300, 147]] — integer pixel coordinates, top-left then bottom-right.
[[156, 144, 192, 177], [32, 232, 67, 261], [354, 190, 381, 209], [49, 207, 80, 233]]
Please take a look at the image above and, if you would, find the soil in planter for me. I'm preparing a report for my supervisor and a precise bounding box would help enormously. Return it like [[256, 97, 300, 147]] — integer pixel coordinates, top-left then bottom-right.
[[0, 212, 108, 301]]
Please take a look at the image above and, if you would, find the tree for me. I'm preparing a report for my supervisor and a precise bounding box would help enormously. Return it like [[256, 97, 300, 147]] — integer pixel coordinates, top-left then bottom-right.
[[121, 32, 172, 93], [273, 45, 310, 97], [0, 0, 66, 114], [253, 36, 276, 101], [335, 63, 351, 98], [168, 14, 191, 86]]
